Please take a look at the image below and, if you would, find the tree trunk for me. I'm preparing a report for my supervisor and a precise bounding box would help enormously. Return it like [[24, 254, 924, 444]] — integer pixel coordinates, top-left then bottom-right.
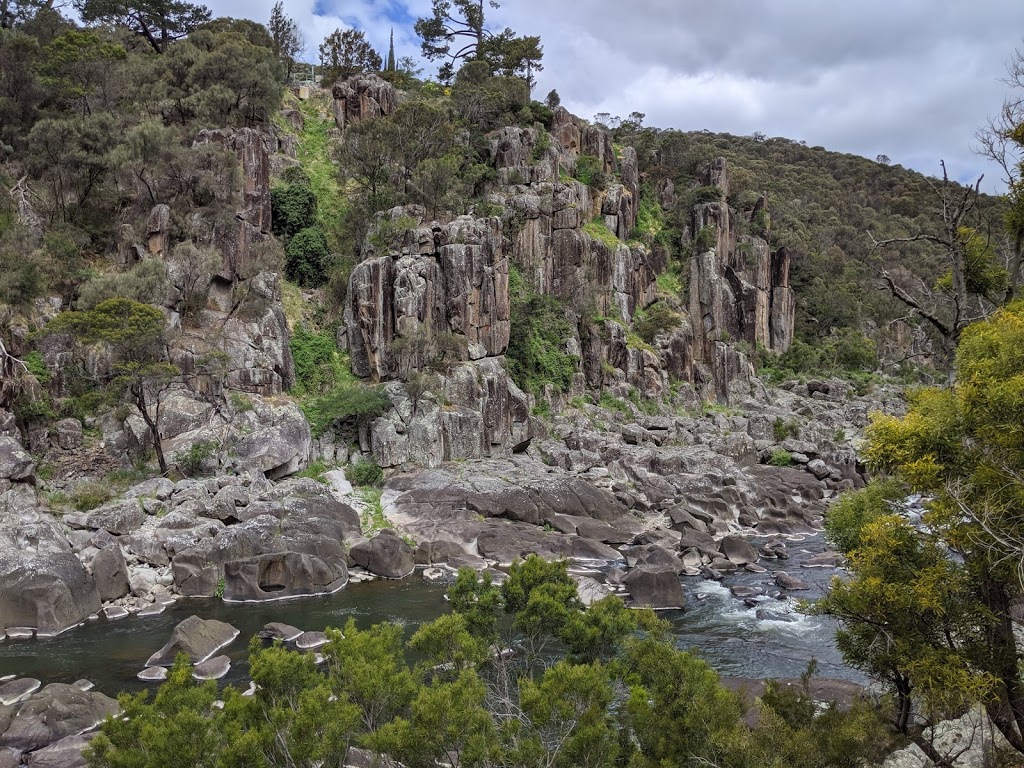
[[979, 575, 1024, 754], [896, 676, 913, 734], [133, 382, 168, 474]]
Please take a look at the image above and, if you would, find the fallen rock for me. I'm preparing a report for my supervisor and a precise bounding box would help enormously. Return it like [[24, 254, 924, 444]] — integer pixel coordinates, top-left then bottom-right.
[[348, 529, 415, 579], [91, 546, 131, 603], [295, 631, 328, 650], [774, 572, 811, 591], [719, 535, 759, 565], [0, 678, 40, 705], [0, 683, 117, 753], [25, 733, 92, 768], [258, 622, 303, 642], [622, 567, 686, 609], [192, 655, 231, 681], [146, 615, 240, 666], [137, 667, 167, 682]]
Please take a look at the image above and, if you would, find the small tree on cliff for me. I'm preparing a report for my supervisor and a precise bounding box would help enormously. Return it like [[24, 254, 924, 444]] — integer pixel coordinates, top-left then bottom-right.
[[268, 0, 303, 80], [73, 0, 212, 54], [47, 297, 178, 473], [318, 28, 381, 83], [415, 0, 543, 84]]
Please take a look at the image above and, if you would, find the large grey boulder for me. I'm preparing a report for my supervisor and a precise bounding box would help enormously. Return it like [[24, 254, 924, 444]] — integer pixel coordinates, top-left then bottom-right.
[[719, 535, 759, 566], [25, 733, 92, 768], [0, 684, 116, 753], [230, 401, 311, 480], [0, 553, 101, 636], [349, 530, 415, 579], [0, 437, 33, 481], [146, 616, 239, 666], [622, 567, 686, 610], [91, 545, 130, 603], [223, 551, 347, 601]]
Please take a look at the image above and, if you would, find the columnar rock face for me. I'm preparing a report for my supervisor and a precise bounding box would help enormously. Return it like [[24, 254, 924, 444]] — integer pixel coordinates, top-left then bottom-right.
[[347, 214, 510, 381], [332, 74, 400, 130], [193, 128, 272, 282]]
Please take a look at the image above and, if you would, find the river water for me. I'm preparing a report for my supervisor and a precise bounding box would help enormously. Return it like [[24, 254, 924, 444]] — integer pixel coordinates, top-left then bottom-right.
[[0, 533, 858, 695]]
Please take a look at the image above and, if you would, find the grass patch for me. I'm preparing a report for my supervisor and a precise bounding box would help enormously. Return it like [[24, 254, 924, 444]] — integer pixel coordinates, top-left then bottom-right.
[[297, 94, 346, 249], [280, 280, 305, 331], [599, 392, 631, 416], [769, 449, 794, 467], [583, 218, 620, 249], [359, 487, 392, 534], [297, 459, 330, 483]]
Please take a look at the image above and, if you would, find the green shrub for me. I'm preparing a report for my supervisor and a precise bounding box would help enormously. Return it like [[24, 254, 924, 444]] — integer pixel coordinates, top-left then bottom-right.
[[769, 449, 793, 467], [284, 225, 330, 287], [634, 303, 681, 344], [302, 383, 391, 437], [693, 225, 718, 254], [349, 458, 383, 488], [583, 218, 620, 248], [297, 459, 330, 483], [289, 326, 345, 396], [177, 441, 217, 477], [506, 266, 579, 396], [824, 479, 905, 554], [691, 185, 724, 204], [271, 181, 318, 238], [70, 480, 113, 511], [23, 350, 50, 385], [575, 154, 607, 190], [599, 392, 630, 416], [772, 417, 799, 442]]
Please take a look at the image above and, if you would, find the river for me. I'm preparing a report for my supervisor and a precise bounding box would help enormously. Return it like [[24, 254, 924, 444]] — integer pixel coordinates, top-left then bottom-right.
[[0, 533, 858, 695]]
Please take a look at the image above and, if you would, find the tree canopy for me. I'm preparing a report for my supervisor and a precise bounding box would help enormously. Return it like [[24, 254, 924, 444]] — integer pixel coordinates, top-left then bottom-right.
[[72, 0, 212, 53]]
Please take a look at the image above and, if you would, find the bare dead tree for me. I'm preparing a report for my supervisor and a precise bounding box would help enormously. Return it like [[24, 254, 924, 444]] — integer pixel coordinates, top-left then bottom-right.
[[868, 162, 996, 372], [976, 45, 1024, 301]]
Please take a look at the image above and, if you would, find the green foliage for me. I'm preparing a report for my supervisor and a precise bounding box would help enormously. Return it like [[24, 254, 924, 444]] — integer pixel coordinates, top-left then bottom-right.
[[692, 184, 724, 204], [575, 154, 607, 189], [348, 458, 383, 488], [598, 391, 630, 415], [634, 302, 681, 344], [270, 180, 317, 238], [758, 329, 878, 383], [70, 479, 114, 511], [769, 449, 793, 466], [284, 225, 330, 287], [582, 217, 619, 248], [824, 478, 905, 554], [302, 384, 391, 438], [288, 326, 345, 396], [693, 224, 718, 254], [506, 266, 579, 395], [318, 27, 381, 83], [176, 440, 216, 477], [772, 416, 799, 442], [297, 459, 330, 483], [74, 0, 212, 53], [76, 259, 169, 311]]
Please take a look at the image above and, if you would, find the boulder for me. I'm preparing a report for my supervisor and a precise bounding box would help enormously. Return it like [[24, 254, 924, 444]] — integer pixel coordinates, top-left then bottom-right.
[[774, 572, 811, 591], [295, 631, 328, 650], [0, 748, 17, 768], [91, 546, 130, 603], [25, 734, 92, 768], [0, 437, 33, 481], [258, 622, 303, 642], [192, 655, 231, 681], [223, 551, 347, 601], [348, 530, 415, 579], [622, 567, 686, 609], [52, 419, 84, 451], [0, 684, 117, 753], [0, 678, 40, 706], [0, 553, 101, 636], [146, 616, 240, 666], [719, 535, 759, 565], [137, 667, 167, 682]]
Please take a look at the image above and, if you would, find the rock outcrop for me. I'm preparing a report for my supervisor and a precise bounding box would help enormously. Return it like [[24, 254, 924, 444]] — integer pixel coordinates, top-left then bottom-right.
[[146, 615, 239, 666], [332, 74, 400, 130]]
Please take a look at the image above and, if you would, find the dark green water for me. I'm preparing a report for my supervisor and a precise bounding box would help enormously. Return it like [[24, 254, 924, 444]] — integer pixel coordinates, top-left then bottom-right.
[[0, 543, 858, 696]]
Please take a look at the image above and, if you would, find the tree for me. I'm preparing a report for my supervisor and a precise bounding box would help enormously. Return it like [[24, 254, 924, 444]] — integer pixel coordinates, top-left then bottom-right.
[[868, 162, 1002, 369], [46, 298, 178, 472], [73, 0, 212, 54], [318, 27, 381, 83], [977, 45, 1024, 302], [267, 0, 302, 80], [817, 300, 1024, 761], [414, 0, 543, 84], [0, 0, 56, 29], [385, 27, 395, 71]]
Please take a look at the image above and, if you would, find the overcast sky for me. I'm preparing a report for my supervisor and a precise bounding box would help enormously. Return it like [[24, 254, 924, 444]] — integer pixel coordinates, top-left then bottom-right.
[[208, 0, 1024, 192]]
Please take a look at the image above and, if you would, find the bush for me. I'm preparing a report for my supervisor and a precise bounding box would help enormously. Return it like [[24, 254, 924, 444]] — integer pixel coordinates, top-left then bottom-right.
[[70, 480, 113, 511], [271, 181, 318, 238], [302, 383, 391, 437], [693, 225, 718, 254], [772, 417, 799, 442], [506, 267, 579, 396], [769, 449, 793, 467], [575, 154, 607, 190], [177, 441, 217, 477], [635, 302, 680, 344], [825, 479, 905, 553], [289, 326, 345, 396], [692, 185, 724, 204], [348, 458, 383, 488], [284, 226, 330, 287]]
